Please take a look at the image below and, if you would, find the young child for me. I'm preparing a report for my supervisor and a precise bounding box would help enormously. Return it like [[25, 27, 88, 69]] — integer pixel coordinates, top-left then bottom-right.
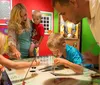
[[47, 33, 84, 74], [29, 10, 44, 57], [0, 33, 40, 79]]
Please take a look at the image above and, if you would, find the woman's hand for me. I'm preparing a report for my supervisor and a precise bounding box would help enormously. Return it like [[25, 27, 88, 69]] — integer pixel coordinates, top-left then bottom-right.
[[9, 45, 21, 59], [12, 49, 21, 59]]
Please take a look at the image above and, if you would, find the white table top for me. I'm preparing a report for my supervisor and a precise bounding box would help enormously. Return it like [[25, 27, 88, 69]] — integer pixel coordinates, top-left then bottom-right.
[[6, 64, 96, 85]]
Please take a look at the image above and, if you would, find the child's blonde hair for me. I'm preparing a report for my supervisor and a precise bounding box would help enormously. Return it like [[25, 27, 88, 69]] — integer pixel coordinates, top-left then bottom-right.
[[32, 10, 42, 19], [47, 33, 65, 49], [0, 33, 6, 54]]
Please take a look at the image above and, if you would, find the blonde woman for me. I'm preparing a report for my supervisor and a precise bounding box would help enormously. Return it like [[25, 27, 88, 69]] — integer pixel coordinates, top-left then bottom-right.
[[8, 3, 33, 59], [47, 33, 84, 74], [0, 33, 40, 80]]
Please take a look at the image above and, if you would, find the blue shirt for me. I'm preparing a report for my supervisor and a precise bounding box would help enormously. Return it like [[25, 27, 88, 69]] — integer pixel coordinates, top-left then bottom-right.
[[65, 44, 83, 65], [65, 44, 93, 68]]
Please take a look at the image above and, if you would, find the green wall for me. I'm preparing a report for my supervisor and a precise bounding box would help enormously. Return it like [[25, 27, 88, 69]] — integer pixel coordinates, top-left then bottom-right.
[[82, 18, 99, 55], [53, 11, 99, 55], [54, 10, 59, 33]]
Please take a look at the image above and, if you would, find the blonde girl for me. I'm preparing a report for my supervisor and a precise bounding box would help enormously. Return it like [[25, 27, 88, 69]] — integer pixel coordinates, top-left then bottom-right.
[[0, 33, 40, 79]]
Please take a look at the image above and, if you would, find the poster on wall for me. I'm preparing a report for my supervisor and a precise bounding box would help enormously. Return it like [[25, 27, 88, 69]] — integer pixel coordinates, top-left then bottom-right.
[[32, 10, 53, 35], [60, 16, 81, 39], [0, 27, 8, 35], [0, 0, 12, 25]]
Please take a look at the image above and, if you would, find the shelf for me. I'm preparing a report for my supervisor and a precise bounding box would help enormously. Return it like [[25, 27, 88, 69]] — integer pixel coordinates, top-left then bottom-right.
[[0, 24, 7, 26], [64, 38, 79, 40]]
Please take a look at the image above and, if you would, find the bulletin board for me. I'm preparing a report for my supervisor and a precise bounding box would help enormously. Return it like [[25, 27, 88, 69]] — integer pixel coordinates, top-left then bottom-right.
[[0, 0, 12, 25], [59, 16, 82, 51], [32, 10, 53, 35], [60, 16, 81, 39]]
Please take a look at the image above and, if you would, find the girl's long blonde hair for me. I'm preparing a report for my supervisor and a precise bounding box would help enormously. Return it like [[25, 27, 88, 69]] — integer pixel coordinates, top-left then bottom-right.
[[8, 3, 30, 34], [0, 33, 6, 54]]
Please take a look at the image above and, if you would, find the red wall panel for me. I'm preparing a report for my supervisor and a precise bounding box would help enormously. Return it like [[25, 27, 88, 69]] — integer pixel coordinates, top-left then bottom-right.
[[12, 0, 53, 19], [39, 35, 53, 56], [12, 0, 53, 56]]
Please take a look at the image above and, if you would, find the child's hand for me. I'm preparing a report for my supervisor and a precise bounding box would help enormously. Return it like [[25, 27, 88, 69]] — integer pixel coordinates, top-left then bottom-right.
[[0, 65, 5, 72], [32, 60, 40, 66], [35, 42, 39, 47], [32, 39, 35, 42], [54, 58, 67, 65], [32, 39, 37, 43]]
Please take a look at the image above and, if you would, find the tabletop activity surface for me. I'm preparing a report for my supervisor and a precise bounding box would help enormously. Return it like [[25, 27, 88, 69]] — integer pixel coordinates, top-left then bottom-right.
[[6, 56, 96, 85]]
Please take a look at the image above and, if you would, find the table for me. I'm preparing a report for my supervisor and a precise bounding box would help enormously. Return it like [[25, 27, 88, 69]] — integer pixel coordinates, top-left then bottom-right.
[[6, 57, 96, 85]]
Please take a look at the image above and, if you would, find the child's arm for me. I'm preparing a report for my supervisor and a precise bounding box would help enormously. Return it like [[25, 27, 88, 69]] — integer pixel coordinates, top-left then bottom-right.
[[38, 36, 44, 45], [38, 24, 44, 45], [0, 55, 40, 69], [54, 58, 83, 74]]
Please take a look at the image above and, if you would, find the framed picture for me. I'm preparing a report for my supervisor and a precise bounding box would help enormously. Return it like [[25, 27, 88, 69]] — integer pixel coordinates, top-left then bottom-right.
[[59, 16, 82, 51], [60, 16, 81, 39], [0, 0, 12, 25]]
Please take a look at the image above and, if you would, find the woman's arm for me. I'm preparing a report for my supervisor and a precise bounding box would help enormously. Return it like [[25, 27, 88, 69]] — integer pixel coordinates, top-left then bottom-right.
[[0, 55, 40, 69], [8, 29, 21, 59]]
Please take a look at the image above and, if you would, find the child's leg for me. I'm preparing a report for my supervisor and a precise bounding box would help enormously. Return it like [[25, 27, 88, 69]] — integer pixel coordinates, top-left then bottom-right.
[[29, 43, 35, 57]]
